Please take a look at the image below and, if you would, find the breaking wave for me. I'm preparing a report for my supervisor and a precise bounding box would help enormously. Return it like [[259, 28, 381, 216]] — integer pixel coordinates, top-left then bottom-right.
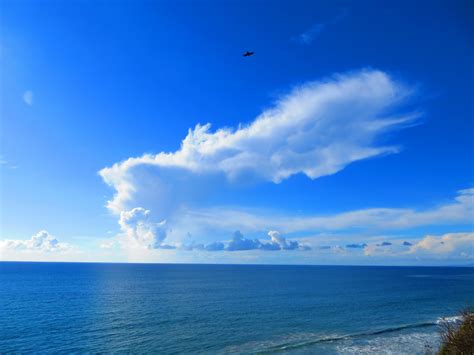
[[222, 316, 461, 354]]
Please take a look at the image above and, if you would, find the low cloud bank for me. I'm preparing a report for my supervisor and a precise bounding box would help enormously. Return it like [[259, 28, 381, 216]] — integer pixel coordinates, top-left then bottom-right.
[[117, 208, 309, 252], [0, 231, 79, 261], [0, 230, 71, 253], [312, 233, 474, 260]]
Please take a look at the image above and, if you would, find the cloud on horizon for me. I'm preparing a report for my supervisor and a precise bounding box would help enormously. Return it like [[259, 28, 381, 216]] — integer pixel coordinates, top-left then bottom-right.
[[409, 232, 474, 256], [309, 232, 473, 261], [116, 208, 310, 252], [0, 231, 79, 261], [95, 68, 472, 264], [178, 188, 474, 237], [0, 230, 71, 253]]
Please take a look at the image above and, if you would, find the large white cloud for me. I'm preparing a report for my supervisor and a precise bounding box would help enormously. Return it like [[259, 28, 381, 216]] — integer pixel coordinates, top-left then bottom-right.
[[98, 69, 474, 259], [100, 69, 418, 216], [98, 69, 426, 250]]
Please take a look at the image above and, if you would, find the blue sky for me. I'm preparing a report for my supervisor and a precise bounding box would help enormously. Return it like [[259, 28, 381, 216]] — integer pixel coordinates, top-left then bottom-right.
[[1, 0, 473, 264]]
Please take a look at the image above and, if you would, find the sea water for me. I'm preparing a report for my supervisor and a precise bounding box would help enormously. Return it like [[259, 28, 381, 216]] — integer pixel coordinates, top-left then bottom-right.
[[1, 262, 473, 353]]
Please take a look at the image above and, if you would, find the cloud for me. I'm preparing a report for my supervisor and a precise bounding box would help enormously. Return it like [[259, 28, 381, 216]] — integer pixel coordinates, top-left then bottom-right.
[[115, 210, 309, 253], [23, 90, 33, 105], [345, 243, 367, 249], [363, 240, 410, 257], [226, 230, 309, 251], [226, 231, 262, 251], [185, 188, 473, 234], [100, 69, 419, 245], [0, 156, 18, 170], [99, 239, 116, 249], [97, 69, 473, 261], [118, 207, 169, 250], [297, 23, 326, 44], [295, 9, 348, 45], [0, 230, 72, 254], [409, 232, 474, 255], [204, 241, 225, 251], [267, 230, 302, 250], [360, 233, 473, 259], [319, 245, 332, 250]]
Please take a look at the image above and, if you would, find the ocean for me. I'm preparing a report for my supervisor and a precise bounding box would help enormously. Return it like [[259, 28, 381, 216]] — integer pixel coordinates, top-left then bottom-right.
[[0, 262, 473, 354]]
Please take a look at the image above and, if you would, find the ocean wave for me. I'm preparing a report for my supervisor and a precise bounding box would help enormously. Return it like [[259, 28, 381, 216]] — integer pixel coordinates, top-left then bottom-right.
[[222, 316, 459, 354], [436, 315, 462, 324], [336, 331, 439, 355]]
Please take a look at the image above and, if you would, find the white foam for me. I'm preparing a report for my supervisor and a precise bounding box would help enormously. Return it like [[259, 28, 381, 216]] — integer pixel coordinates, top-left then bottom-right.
[[336, 331, 440, 355], [436, 316, 462, 324]]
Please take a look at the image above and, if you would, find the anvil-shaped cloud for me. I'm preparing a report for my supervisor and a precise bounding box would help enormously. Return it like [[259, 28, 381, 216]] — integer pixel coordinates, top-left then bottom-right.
[[100, 69, 420, 248]]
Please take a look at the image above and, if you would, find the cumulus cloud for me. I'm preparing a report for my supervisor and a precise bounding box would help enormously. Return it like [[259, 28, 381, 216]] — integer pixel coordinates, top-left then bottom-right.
[[0, 230, 72, 254], [226, 231, 262, 251], [409, 232, 474, 255], [360, 233, 473, 259], [226, 230, 309, 251], [268, 230, 301, 250], [118, 207, 170, 250], [115, 210, 309, 253], [363, 241, 410, 257], [204, 241, 225, 251]]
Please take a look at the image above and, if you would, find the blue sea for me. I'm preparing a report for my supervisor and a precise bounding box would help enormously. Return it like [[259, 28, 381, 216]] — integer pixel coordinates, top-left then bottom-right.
[[1, 263, 473, 354]]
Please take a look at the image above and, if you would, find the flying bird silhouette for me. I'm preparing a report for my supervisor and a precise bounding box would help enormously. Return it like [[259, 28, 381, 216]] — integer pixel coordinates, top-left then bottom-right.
[[243, 51, 254, 57]]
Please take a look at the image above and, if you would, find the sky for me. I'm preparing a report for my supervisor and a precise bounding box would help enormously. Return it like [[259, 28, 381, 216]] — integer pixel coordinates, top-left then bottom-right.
[[0, 0, 473, 265]]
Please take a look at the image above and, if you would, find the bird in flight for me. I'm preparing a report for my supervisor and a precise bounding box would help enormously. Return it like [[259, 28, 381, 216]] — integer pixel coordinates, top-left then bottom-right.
[[243, 51, 254, 57]]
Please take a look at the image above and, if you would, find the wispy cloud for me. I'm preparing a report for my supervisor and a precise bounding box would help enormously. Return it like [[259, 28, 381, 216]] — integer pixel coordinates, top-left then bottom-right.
[[295, 9, 349, 45], [23, 90, 33, 105], [0, 156, 18, 169], [177, 188, 473, 236], [297, 23, 326, 45]]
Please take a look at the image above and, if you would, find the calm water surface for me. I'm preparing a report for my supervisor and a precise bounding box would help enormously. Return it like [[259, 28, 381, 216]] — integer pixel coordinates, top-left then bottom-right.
[[1, 262, 473, 353]]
